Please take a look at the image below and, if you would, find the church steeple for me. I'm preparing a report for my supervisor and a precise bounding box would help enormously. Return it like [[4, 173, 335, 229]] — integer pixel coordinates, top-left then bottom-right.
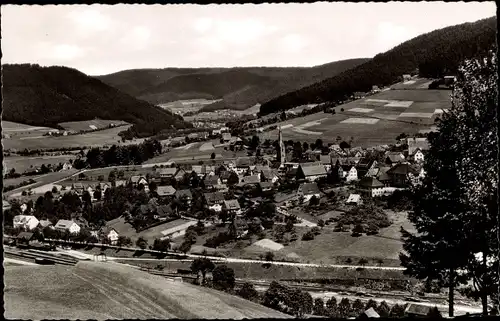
[[277, 126, 286, 164]]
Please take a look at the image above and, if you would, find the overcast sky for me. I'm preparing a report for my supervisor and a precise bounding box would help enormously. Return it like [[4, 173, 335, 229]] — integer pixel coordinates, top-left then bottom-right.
[[2, 2, 496, 76]]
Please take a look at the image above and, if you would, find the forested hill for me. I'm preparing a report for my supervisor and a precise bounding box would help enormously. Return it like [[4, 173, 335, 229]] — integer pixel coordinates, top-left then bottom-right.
[[96, 58, 369, 111], [2, 64, 191, 136], [259, 16, 497, 116]]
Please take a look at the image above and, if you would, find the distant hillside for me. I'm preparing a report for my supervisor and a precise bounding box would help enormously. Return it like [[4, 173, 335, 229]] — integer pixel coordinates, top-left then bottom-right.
[[4, 262, 290, 320], [96, 59, 370, 111], [2, 64, 192, 138], [259, 16, 497, 115]]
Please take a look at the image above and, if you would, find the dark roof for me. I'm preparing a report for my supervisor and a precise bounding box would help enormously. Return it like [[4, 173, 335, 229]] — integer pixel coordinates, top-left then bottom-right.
[[357, 157, 374, 168], [377, 166, 392, 181], [236, 157, 254, 167], [387, 163, 419, 176], [358, 176, 384, 188], [408, 137, 430, 154], [17, 232, 34, 240], [175, 189, 193, 199], [219, 170, 232, 180], [300, 183, 321, 195], [204, 175, 221, 186], [385, 152, 404, 163], [260, 169, 278, 180], [204, 192, 225, 203], [224, 199, 241, 210], [274, 192, 296, 203], [241, 175, 260, 185], [300, 163, 327, 177]]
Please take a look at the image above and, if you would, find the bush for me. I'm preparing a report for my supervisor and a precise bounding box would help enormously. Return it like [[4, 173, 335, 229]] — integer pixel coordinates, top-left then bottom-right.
[[311, 227, 321, 235], [302, 231, 315, 241]]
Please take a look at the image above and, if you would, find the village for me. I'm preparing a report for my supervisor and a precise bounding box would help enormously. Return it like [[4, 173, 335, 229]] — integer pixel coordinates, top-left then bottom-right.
[[4, 123, 428, 259]]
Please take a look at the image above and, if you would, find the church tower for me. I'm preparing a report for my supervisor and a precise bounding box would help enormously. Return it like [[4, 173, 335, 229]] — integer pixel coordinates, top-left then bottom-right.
[[277, 126, 286, 164]]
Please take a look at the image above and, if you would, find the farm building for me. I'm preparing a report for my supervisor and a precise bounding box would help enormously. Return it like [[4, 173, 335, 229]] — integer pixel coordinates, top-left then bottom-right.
[[319, 155, 333, 171], [16, 232, 35, 247], [297, 183, 321, 203], [229, 217, 248, 238], [259, 182, 274, 192], [54, 220, 81, 234], [376, 167, 392, 186], [160, 219, 198, 240], [356, 158, 378, 178], [260, 168, 280, 183], [385, 152, 405, 165], [297, 163, 327, 182], [129, 175, 148, 187], [13, 215, 40, 230], [156, 205, 175, 221]]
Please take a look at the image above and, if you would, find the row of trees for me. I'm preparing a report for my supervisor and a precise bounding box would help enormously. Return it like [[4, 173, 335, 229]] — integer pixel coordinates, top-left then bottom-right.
[[400, 50, 498, 316]]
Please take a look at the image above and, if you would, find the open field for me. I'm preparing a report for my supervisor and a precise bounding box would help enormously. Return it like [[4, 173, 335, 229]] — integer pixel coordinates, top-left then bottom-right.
[[58, 119, 129, 132], [2, 120, 56, 132], [3, 125, 134, 150], [258, 82, 451, 146], [160, 99, 222, 114], [4, 169, 80, 199], [4, 262, 288, 319], [3, 155, 77, 173]]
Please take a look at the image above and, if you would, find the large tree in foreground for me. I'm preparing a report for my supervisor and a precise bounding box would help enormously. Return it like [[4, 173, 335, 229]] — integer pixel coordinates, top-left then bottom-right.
[[400, 49, 498, 317]]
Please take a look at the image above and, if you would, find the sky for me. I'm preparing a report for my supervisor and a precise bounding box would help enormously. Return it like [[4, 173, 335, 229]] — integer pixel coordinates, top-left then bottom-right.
[[2, 2, 496, 76]]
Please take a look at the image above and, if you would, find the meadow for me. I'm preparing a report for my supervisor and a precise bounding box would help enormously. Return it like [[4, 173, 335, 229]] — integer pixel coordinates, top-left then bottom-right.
[[4, 155, 77, 174], [4, 262, 288, 319], [58, 119, 129, 132], [258, 85, 451, 147], [3, 125, 134, 150]]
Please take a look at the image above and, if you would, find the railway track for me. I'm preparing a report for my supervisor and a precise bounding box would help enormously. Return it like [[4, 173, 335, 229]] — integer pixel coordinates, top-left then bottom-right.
[[5, 249, 78, 266]]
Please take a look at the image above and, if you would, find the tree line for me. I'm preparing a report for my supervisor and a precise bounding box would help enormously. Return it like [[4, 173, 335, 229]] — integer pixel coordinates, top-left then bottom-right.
[[259, 17, 496, 115]]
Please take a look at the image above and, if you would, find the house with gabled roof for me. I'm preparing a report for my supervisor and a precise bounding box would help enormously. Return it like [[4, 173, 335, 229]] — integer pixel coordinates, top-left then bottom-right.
[[297, 163, 327, 182], [157, 185, 176, 197], [346, 193, 362, 205], [129, 175, 148, 187], [239, 175, 261, 186], [114, 179, 127, 187], [100, 227, 119, 245], [224, 200, 242, 217], [55, 220, 81, 234], [72, 182, 84, 195], [156, 204, 175, 221], [204, 175, 221, 190], [385, 152, 405, 165], [387, 163, 420, 187], [174, 168, 188, 180], [410, 148, 426, 163], [376, 166, 392, 186], [204, 192, 225, 212], [13, 215, 40, 230], [297, 182, 321, 203], [38, 219, 54, 229], [229, 216, 248, 238], [319, 155, 333, 171], [407, 137, 430, 155], [157, 167, 177, 178], [356, 158, 378, 178], [358, 177, 385, 197], [259, 181, 274, 192]]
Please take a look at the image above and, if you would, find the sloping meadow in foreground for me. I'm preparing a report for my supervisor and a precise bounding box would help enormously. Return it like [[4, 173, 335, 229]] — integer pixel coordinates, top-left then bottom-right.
[[4, 261, 290, 320]]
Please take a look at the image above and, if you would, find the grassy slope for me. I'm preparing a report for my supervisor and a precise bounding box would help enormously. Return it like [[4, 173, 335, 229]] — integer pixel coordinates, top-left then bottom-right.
[[4, 262, 290, 319], [2, 64, 191, 134], [96, 59, 370, 110]]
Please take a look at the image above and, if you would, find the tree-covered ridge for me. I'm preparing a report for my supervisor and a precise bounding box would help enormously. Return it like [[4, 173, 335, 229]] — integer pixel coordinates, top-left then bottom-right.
[[96, 59, 369, 110], [259, 16, 497, 115], [1, 64, 192, 135]]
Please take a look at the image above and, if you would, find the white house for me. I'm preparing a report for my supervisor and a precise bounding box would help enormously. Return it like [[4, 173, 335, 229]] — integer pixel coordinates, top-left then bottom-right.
[[13, 215, 40, 230], [61, 162, 73, 171], [357, 177, 385, 198], [55, 220, 81, 234], [412, 148, 425, 163], [346, 193, 362, 205], [297, 183, 321, 203], [102, 227, 119, 245]]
